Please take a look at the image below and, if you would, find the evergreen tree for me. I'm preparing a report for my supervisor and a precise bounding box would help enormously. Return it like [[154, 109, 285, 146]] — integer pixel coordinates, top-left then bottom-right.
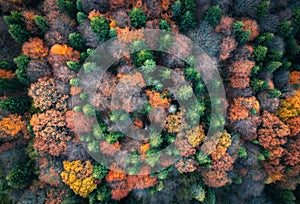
[[204, 5, 222, 27], [34, 15, 49, 32], [8, 24, 29, 44], [90, 16, 109, 41], [0, 96, 32, 114], [57, 0, 77, 18], [69, 32, 86, 51], [129, 8, 147, 29]]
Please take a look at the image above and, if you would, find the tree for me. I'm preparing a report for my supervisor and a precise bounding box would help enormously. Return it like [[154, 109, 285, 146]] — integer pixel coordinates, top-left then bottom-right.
[[82, 103, 96, 117], [0, 96, 32, 114], [77, 12, 87, 24], [14, 54, 30, 85], [256, 0, 270, 21], [57, 0, 77, 18], [0, 78, 23, 93], [180, 11, 196, 32], [69, 78, 80, 86], [204, 5, 222, 27], [171, 1, 182, 22], [22, 37, 49, 59], [61, 160, 97, 198], [92, 164, 108, 180], [8, 24, 30, 44], [69, 32, 86, 51], [67, 61, 81, 71], [251, 78, 269, 92], [277, 21, 292, 38], [232, 21, 250, 44], [159, 19, 171, 31], [6, 161, 34, 189], [90, 16, 109, 41], [4, 11, 24, 25], [266, 61, 282, 73], [253, 45, 267, 61], [133, 50, 154, 68], [34, 15, 49, 32], [129, 8, 147, 29]]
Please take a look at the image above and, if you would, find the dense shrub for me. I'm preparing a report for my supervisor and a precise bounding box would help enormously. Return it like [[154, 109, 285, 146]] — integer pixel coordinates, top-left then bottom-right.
[[129, 8, 147, 29]]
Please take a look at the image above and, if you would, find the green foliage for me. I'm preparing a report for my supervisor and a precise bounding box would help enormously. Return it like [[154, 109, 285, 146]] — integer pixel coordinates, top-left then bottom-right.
[[140, 59, 156, 74], [67, 61, 81, 71], [281, 60, 292, 71], [267, 50, 283, 61], [156, 168, 170, 180], [6, 161, 34, 189], [232, 21, 250, 44], [109, 110, 130, 122], [79, 92, 88, 100], [69, 78, 80, 86], [8, 24, 29, 44], [277, 21, 292, 38], [159, 33, 174, 50], [127, 151, 140, 165], [87, 140, 100, 152], [69, 32, 86, 51], [279, 190, 296, 201], [0, 96, 32, 114], [109, 28, 117, 38], [149, 131, 163, 148], [266, 61, 282, 73], [160, 68, 172, 80], [14, 55, 30, 85], [57, 0, 77, 18], [0, 60, 14, 70], [251, 65, 261, 76], [4, 11, 23, 25], [285, 38, 300, 60], [257, 153, 265, 161], [251, 78, 269, 92], [0, 78, 23, 92], [256, 32, 274, 45], [181, 0, 196, 12], [254, 45, 268, 61], [76, 12, 87, 24], [191, 184, 206, 202], [106, 132, 124, 144], [73, 106, 81, 112], [145, 149, 160, 167], [82, 103, 95, 117], [268, 89, 281, 98], [90, 16, 110, 41], [292, 7, 300, 34], [204, 5, 222, 27], [133, 50, 154, 68], [257, 0, 270, 21], [203, 188, 216, 204], [92, 124, 106, 139], [180, 11, 196, 32], [76, 0, 83, 11], [34, 15, 48, 32], [92, 164, 108, 180], [80, 48, 95, 62], [171, 1, 182, 22], [131, 40, 147, 53], [89, 185, 111, 203], [129, 8, 147, 29], [196, 151, 211, 166], [177, 85, 193, 100], [83, 62, 99, 73], [159, 19, 171, 31], [238, 147, 247, 158], [184, 67, 201, 82]]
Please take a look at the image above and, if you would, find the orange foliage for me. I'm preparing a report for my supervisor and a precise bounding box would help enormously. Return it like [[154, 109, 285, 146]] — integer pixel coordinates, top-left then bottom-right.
[[258, 111, 290, 150], [211, 131, 231, 161], [201, 169, 229, 188], [241, 19, 260, 41], [229, 60, 255, 89], [289, 71, 300, 85], [277, 88, 300, 121], [50, 44, 75, 55], [22, 37, 49, 59], [140, 143, 151, 154], [215, 16, 234, 34], [0, 69, 15, 79], [23, 10, 40, 34], [88, 10, 104, 19], [146, 89, 170, 109], [229, 96, 260, 121], [70, 86, 82, 96], [105, 169, 127, 182], [161, 0, 171, 11], [165, 112, 182, 133], [286, 116, 300, 136], [0, 114, 29, 139], [175, 158, 198, 173], [220, 36, 237, 60]]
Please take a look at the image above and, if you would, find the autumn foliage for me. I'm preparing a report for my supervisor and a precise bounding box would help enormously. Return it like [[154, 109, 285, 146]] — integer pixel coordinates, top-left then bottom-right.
[[0, 114, 29, 139], [61, 160, 97, 198], [22, 37, 49, 59], [229, 96, 260, 121]]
